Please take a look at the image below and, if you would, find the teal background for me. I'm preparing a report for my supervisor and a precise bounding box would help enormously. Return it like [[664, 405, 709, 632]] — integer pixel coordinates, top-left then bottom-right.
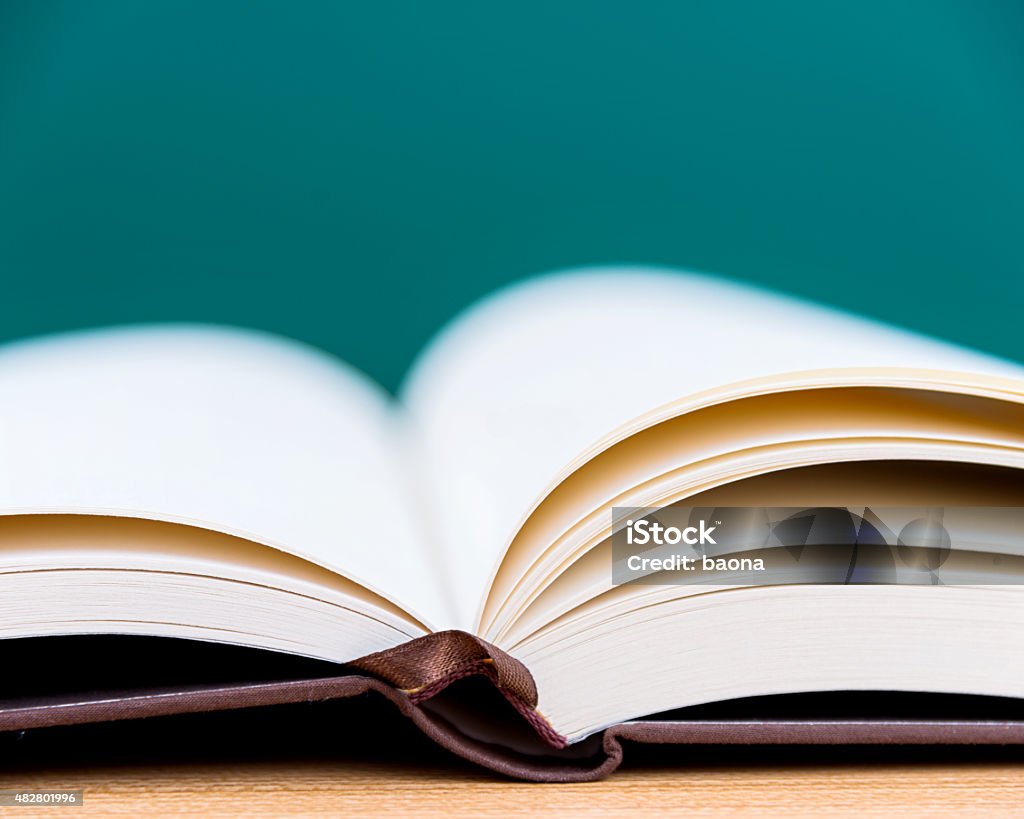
[[1, 1, 1021, 392]]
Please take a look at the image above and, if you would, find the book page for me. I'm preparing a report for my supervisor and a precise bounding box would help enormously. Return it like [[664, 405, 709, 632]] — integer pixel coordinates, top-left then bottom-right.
[[0, 325, 452, 628], [402, 267, 1024, 629]]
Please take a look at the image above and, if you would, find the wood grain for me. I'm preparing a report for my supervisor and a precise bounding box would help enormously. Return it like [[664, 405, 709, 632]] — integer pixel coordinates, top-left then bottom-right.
[[2, 760, 1023, 817]]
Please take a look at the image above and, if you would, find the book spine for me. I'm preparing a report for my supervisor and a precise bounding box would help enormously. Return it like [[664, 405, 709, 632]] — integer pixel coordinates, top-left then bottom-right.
[[348, 630, 567, 748]]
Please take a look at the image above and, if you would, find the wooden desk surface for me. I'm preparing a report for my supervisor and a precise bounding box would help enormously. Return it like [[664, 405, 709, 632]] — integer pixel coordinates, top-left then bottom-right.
[[2, 759, 1024, 817]]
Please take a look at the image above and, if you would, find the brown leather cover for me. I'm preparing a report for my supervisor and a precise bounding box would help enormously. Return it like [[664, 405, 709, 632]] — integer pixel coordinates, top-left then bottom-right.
[[349, 630, 566, 748], [3, 630, 1024, 781]]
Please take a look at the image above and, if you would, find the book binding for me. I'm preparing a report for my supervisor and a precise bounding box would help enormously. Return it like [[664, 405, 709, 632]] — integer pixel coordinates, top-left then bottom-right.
[[3, 631, 1024, 781]]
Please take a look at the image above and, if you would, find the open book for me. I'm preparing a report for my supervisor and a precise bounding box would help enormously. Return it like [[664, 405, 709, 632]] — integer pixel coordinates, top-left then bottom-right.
[[3, 267, 1024, 780]]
